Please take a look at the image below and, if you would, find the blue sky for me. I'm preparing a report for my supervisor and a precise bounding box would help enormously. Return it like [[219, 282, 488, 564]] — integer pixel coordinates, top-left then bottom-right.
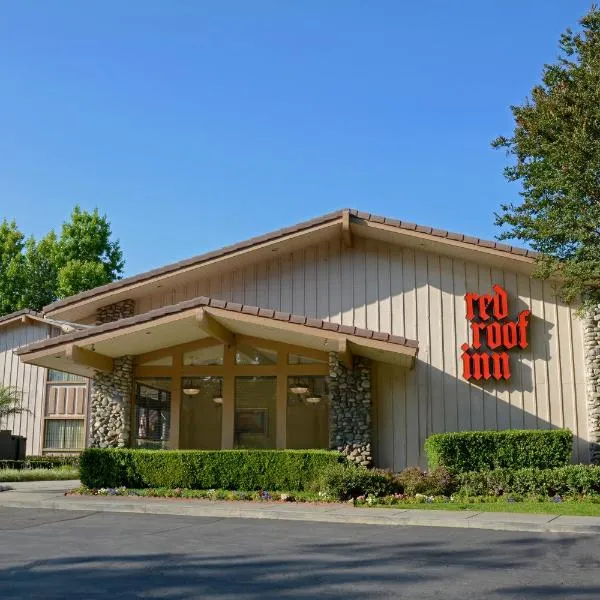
[[0, 1, 593, 276]]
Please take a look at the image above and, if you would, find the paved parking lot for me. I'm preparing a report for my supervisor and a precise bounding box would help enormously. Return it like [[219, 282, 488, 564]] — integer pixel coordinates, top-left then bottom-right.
[[1, 507, 600, 599]]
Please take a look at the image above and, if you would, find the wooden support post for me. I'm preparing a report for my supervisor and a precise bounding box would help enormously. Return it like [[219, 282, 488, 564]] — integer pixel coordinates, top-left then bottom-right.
[[276, 351, 288, 449], [65, 344, 114, 373], [196, 308, 235, 347], [169, 349, 182, 449], [337, 339, 353, 371], [221, 345, 236, 449]]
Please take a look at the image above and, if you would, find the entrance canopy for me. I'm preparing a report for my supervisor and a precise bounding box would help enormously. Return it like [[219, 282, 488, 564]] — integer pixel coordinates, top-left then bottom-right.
[[16, 296, 419, 377]]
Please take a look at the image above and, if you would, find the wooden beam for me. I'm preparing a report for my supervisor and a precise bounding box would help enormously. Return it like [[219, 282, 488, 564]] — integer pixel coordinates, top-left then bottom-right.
[[65, 344, 113, 373], [342, 210, 353, 248], [337, 339, 353, 371], [195, 308, 235, 347]]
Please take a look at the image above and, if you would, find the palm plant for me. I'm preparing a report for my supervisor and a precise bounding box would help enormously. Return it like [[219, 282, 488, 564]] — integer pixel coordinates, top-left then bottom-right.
[[0, 386, 26, 426]]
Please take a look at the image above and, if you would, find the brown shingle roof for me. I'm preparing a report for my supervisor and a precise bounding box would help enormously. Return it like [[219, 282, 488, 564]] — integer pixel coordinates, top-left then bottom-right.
[[43, 208, 536, 315], [0, 309, 49, 330], [349, 210, 536, 258], [19, 296, 419, 356]]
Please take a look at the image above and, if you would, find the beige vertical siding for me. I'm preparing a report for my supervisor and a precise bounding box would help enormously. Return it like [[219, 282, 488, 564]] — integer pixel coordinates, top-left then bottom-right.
[[135, 236, 588, 469], [0, 321, 51, 455], [45, 383, 87, 417]]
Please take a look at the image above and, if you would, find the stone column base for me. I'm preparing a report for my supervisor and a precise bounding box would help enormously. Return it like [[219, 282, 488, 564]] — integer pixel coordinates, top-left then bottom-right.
[[328, 353, 373, 468], [337, 443, 372, 468]]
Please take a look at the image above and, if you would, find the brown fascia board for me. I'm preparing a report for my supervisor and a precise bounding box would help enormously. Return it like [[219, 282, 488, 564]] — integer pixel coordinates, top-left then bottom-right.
[[42, 208, 536, 317], [42, 209, 346, 315], [19, 296, 419, 357]]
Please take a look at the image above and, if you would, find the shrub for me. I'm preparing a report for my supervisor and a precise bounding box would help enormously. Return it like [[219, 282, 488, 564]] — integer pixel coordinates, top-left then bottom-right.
[[425, 429, 572, 473], [79, 448, 343, 491], [396, 466, 456, 496], [310, 463, 398, 500], [457, 465, 600, 497]]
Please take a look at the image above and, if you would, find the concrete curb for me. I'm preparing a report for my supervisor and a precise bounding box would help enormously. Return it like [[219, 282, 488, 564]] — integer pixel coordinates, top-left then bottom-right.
[[2, 487, 600, 535]]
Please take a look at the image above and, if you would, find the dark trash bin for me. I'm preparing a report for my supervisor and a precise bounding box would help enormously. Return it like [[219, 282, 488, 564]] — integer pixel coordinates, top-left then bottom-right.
[[0, 430, 27, 460]]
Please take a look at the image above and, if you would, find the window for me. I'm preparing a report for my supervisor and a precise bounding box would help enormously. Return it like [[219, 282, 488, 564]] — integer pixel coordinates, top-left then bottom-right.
[[183, 345, 224, 366], [236, 344, 277, 365], [44, 419, 85, 450], [47, 369, 86, 383], [180, 376, 223, 450], [234, 376, 276, 448], [286, 376, 329, 449], [135, 379, 171, 449]]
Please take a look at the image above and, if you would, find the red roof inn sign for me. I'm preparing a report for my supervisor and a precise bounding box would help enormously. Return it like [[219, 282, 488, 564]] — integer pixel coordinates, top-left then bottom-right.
[[461, 285, 531, 382]]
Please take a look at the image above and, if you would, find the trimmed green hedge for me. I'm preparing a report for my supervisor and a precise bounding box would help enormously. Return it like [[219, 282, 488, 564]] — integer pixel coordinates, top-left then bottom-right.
[[457, 465, 600, 497], [424, 429, 573, 473], [80, 448, 344, 491]]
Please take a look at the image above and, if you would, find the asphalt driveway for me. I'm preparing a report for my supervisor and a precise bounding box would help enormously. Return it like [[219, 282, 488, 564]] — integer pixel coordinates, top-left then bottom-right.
[[1, 507, 600, 599]]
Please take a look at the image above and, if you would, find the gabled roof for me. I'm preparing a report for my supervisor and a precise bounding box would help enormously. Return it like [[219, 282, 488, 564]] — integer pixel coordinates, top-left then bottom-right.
[[43, 208, 536, 320], [0, 308, 42, 326], [0, 308, 91, 332], [18, 296, 419, 377]]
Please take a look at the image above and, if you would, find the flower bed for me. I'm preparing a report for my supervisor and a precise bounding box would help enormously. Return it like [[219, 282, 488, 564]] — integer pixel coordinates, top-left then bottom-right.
[[65, 484, 600, 515]]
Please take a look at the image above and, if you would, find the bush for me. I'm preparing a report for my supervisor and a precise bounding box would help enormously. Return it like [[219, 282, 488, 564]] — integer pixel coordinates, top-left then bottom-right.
[[457, 465, 600, 497], [425, 429, 572, 473], [79, 448, 343, 491], [397, 466, 456, 496], [310, 463, 398, 500]]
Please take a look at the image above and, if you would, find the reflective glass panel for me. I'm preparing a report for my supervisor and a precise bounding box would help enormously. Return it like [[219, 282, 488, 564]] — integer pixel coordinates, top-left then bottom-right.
[[183, 345, 224, 366]]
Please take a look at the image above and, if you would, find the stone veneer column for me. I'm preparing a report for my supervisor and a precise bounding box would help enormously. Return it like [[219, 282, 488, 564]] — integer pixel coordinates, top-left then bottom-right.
[[89, 299, 135, 448], [328, 353, 372, 466], [584, 304, 600, 463]]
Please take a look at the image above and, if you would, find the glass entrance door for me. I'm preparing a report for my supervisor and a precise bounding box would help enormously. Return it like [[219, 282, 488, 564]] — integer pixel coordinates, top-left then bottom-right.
[[234, 376, 277, 449]]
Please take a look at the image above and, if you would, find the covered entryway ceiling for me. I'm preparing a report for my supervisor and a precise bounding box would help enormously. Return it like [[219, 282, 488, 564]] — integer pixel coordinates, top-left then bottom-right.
[[17, 297, 419, 377]]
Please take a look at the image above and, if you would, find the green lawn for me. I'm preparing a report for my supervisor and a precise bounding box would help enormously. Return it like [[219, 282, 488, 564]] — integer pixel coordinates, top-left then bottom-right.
[[376, 501, 600, 517], [0, 467, 79, 482]]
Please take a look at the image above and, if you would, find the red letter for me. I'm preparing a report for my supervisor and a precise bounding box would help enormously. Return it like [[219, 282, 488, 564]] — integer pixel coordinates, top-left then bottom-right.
[[471, 352, 492, 381], [502, 322, 518, 349], [478, 294, 494, 320], [492, 352, 511, 380], [486, 322, 503, 349], [461, 344, 472, 380], [517, 309, 531, 349], [492, 284, 509, 320], [465, 293, 479, 321], [470, 322, 486, 349]]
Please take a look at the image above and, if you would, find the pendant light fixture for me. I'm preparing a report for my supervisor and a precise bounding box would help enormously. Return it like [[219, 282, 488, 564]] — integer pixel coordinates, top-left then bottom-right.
[[183, 378, 201, 396], [305, 396, 321, 404], [212, 378, 224, 404], [289, 378, 309, 395]]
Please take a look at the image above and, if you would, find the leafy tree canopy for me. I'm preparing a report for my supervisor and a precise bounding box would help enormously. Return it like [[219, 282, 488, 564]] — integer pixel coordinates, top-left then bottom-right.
[[493, 6, 600, 305], [0, 206, 124, 316]]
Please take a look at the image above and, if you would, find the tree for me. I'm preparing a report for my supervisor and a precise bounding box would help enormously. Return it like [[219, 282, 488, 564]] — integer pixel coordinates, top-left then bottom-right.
[[0, 386, 26, 425], [56, 206, 124, 298], [0, 206, 124, 316], [0, 220, 25, 316], [20, 232, 60, 312], [493, 6, 600, 305]]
